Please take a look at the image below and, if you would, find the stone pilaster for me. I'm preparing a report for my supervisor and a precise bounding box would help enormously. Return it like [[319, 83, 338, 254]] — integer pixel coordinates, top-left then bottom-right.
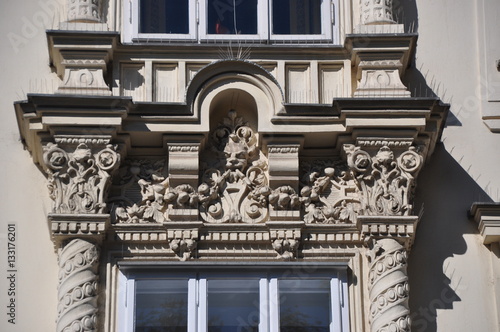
[[57, 239, 99, 332], [367, 238, 411, 332]]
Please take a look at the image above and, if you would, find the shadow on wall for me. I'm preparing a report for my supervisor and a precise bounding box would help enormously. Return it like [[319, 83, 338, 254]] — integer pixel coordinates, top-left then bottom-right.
[[408, 144, 492, 332]]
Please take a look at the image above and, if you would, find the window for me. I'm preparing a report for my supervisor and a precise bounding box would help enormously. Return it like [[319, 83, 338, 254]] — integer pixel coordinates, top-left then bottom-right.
[[123, 0, 338, 43], [118, 265, 349, 332]]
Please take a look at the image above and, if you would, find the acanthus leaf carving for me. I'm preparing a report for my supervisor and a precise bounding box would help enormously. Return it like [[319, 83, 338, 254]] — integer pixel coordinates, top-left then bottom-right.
[[345, 144, 423, 217], [43, 142, 120, 215]]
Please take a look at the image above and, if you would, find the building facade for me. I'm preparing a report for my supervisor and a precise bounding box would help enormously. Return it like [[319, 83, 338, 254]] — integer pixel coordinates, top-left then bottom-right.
[[2, 0, 500, 331]]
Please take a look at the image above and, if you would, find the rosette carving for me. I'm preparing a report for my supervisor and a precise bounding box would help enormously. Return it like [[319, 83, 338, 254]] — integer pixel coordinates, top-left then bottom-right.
[[367, 238, 411, 332], [43, 142, 120, 214], [199, 111, 270, 223], [299, 162, 360, 224], [345, 144, 423, 217], [57, 239, 99, 332]]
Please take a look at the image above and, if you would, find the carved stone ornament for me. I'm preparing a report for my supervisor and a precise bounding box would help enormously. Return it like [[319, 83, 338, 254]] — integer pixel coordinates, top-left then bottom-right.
[[67, 0, 102, 23], [367, 238, 411, 332], [361, 0, 395, 25], [110, 159, 169, 223], [344, 144, 423, 217], [300, 160, 360, 224], [43, 140, 120, 214], [57, 239, 99, 332], [199, 110, 270, 223]]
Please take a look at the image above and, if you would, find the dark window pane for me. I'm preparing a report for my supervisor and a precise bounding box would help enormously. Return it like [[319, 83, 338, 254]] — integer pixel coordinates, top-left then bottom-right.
[[135, 279, 188, 332], [140, 0, 189, 34], [207, 0, 257, 34], [207, 279, 260, 332], [273, 0, 322, 35], [279, 279, 330, 332]]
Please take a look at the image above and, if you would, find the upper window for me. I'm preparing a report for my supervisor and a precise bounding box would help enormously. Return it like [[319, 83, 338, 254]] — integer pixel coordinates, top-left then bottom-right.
[[123, 0, 338, 43], [118, 265, 349, 332]]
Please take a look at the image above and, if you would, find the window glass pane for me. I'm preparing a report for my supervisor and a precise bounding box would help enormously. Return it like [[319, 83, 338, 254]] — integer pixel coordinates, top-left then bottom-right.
[[135, 279, 188, 332], [272, 0, 322, 35], [278, 279, 331, 332], [207, 279, 260, 332], [207, 0, 258, 35], [139, 0, 189, 34]]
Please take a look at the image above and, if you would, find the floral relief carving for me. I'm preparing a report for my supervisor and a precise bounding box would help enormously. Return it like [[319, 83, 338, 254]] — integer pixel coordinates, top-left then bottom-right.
[[169, 238, 197, 261], [109, 159, 168, 223], [43, 142, 120, 214], [345, 144, 423, 217], [67, 0, 101, 22], [299, 161, 361, 224], [57, 239, 99, 332], [199, 110, 270, 223]]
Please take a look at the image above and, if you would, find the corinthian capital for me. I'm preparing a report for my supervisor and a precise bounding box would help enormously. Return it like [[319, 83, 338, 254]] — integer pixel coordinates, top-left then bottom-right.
[[344, 142, 422, 217], [43, 136, 120, 214]]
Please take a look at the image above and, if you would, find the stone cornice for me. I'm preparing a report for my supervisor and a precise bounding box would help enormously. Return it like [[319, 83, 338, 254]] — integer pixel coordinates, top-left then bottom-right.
[[470, 202, 500, 244]]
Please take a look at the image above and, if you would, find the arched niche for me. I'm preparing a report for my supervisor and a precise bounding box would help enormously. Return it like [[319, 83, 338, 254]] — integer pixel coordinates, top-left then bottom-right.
[[188, 60, 284, 133]]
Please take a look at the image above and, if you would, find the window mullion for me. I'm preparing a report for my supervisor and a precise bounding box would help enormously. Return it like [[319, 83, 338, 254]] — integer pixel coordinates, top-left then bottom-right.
[[269, 277, 279, 332], [198, 277, 208, 332]]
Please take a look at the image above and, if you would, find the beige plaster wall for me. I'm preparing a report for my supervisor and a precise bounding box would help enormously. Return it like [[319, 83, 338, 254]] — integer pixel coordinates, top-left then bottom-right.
[[0, 0, 60, 331], [408, 0, 500, 331]]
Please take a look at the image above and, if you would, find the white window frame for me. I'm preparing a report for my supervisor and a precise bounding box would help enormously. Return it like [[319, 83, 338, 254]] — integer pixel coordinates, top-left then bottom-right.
[[269, 0, 336, 42], [199, 0, 268, 41], [117, 265, 349, 332], [123, 0, 198, 43], [123, 0, 339, 44]]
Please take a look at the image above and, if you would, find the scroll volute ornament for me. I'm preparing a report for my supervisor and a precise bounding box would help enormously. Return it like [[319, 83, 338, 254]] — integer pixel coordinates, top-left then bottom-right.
[[43, 140, 120, 214], [199, 110, 270, 224], [344, 144, 423, 217]]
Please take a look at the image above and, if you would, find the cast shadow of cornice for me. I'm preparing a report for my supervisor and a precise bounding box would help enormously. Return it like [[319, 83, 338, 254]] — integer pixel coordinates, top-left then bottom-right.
[[408, 144, 492, 332]]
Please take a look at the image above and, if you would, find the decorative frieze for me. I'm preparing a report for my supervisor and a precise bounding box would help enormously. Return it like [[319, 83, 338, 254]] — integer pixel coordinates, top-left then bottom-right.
[[57, 239, 99, 332], [43, 138, 120, 215], [367, 238, 411, 332]]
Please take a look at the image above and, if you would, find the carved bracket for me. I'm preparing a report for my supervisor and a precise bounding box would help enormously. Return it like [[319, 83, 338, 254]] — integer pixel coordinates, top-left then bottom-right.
[[268, 222, 303, 260], [166, 223, 202, 261]]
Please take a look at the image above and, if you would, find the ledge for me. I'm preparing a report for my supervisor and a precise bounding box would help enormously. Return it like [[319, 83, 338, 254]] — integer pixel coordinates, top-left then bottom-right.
[[470, 202, 500, 244]]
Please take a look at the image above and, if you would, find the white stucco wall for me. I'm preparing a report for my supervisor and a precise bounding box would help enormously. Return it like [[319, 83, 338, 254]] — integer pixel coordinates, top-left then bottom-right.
[[0, 0, 60, 331], [409, 0, 500, 331]]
